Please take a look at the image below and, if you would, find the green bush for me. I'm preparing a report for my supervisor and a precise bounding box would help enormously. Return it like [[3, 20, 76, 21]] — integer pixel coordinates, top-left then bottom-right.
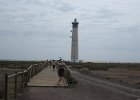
[[68, 62, 140, 71], [68, 77, 78, 85]]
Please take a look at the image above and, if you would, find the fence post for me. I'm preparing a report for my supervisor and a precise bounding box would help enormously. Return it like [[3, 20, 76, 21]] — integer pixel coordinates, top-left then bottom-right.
[[35, 65, 37, 75], [28, 68, 31, 82], [37, 64, 38, 73], [21, 72, 24, 92], [25, 71, 28, 86], [29, 68, 31, 80], [14, 72, 17, 98], [27, 70, 29, 82], [32, 67, 34, 77], [4, 74, 8, 100], [31, 67, 33, 78]]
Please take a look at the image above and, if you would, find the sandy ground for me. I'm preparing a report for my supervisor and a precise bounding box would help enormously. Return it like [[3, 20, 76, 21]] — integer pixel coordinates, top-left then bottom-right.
[[78, 68, 140, 89], [16, 69, 140, 100]]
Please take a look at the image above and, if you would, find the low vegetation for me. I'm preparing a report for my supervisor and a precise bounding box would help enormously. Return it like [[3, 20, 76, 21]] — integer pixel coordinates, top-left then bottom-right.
[[67, 62, 140, 71], [0, 61, 44, 69]]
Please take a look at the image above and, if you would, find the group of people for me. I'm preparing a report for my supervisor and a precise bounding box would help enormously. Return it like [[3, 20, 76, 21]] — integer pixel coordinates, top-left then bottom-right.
[[47, 60, 67, 86]]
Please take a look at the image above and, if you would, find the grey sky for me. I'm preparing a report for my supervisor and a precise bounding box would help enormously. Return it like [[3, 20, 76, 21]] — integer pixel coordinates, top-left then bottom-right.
[[0, 0, 140, 62]]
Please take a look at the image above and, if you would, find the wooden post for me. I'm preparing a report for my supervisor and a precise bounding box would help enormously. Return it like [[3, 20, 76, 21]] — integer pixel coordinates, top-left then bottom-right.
[[29, 68, 31, 81], [37, 65, 38, 73], [21, 72, 24, 91], [27, 70, 29, 82], [14, 72, 17, 98], [35, 65, 37, 75], [25, 71, 28, 86], [33, 67, 34, 76], [31, 67, 33, 78], [23, 72, 26, 86], [4, 74, 8, 100], [33, 66, 34, 77], [28, 69, 30, 81]]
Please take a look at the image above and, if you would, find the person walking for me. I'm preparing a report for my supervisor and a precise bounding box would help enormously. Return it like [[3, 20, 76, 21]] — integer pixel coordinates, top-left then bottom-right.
[[52, 60, 56, 71], [49, 60, 52, 69], [45, 60, 49, 68]]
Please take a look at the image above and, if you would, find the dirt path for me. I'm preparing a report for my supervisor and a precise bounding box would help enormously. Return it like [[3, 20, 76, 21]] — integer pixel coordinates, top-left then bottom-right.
[[17, 70, 140, 100]]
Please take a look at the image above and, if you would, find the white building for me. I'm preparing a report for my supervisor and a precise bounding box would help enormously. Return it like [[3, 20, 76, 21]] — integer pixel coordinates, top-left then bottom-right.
[[71, 19, 79, 62]]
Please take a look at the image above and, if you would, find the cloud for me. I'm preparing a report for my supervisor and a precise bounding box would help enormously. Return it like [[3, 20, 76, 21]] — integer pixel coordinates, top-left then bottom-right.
[[57, 4, 74, 12], [0, 0, 140, 62]]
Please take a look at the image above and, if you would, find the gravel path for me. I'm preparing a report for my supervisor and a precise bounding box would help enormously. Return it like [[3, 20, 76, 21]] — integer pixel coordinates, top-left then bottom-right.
[[17, 70, 140, 100]]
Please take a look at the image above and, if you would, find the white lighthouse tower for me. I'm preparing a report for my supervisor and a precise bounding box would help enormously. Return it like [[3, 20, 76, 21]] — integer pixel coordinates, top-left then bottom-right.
[[71, 18, 79, 62]]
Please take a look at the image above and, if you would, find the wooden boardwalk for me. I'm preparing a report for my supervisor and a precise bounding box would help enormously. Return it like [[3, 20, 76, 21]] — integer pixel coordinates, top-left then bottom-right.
[[28, 67, 67, 87]]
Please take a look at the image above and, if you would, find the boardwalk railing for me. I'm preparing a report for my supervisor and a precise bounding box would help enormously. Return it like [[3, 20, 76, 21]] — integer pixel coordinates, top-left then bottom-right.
[[4, 62, 46, 100]]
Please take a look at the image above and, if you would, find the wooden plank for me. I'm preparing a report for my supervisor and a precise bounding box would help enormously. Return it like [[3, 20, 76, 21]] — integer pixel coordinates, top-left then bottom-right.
[[27, 67, 68, 87]]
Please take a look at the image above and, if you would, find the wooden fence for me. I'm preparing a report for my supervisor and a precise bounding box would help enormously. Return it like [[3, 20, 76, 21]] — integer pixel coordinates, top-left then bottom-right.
[[4, 62, 46, 100]]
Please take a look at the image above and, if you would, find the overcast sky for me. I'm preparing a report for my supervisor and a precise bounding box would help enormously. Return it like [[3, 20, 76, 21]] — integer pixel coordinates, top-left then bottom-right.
[[0, 0, 140, 62]]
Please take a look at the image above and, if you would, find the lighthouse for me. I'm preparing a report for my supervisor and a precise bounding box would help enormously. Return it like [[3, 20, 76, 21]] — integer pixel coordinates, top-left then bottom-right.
[[71, 18, 79, 62]]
